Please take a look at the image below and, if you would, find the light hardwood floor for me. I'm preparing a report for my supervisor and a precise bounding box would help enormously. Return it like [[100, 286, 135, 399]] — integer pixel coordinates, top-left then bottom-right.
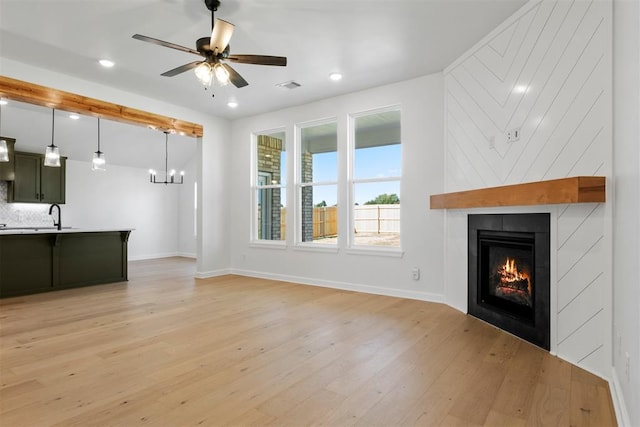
[[1, 257, 616, 426]]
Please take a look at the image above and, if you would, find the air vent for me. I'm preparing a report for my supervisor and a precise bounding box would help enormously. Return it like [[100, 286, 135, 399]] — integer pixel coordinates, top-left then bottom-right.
[[276, 80, 301, 89]]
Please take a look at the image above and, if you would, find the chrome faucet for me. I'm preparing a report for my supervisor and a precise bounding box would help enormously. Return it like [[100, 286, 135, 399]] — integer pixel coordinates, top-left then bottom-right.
[[49, 204, 61, 230]]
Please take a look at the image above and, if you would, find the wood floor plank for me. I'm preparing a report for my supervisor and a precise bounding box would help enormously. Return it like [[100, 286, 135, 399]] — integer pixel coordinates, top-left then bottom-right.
[[488, 340, 545, 421], [0, 257, 617, 426]]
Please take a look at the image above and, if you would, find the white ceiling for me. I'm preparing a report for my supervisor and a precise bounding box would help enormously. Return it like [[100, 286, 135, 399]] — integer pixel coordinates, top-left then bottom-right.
[[0, 0, 527, 168]]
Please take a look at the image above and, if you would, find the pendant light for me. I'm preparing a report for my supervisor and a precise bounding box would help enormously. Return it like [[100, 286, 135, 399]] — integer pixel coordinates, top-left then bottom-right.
[[0, 101, 8, 163], [92, 117, 106, 171], [44, 109, 61, 167], [149, 131, 184, 185]]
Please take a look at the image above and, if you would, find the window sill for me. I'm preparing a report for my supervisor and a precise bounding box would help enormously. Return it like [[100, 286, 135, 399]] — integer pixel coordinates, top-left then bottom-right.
[[249, 240, 287, 250], [344, 246, 404, 258], [293, 243, 339, 254]]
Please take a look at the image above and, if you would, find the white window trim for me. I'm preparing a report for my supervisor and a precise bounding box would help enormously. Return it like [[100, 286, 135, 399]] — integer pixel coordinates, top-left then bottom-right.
[[295, 118, 339, 248], [251, 128, 288, 246], [347, 105, 402, 252]]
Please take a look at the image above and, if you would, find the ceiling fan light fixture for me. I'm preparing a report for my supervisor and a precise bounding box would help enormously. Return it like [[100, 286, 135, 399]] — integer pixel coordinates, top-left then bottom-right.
[[214, 63, 230, 85], [194, 62, 214, 87]]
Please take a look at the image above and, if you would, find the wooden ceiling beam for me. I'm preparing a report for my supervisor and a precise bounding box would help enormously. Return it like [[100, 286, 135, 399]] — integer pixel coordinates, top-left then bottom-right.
[[0, 75, 203, 138]]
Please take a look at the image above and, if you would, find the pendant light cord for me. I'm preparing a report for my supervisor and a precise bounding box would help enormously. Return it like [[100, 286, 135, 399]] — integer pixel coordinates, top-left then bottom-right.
[[50, 108, 55, 148], [97, 118, 101, 152]]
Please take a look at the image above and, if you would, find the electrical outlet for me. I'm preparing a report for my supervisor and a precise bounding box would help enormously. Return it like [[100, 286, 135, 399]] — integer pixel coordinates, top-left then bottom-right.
[[411, 268, 420, 281], [506, 128, 521, 143]]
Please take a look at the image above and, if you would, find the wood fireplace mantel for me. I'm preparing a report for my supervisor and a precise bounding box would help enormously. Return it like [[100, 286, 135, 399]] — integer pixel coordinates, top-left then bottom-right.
[[430, 176, 606, 209]]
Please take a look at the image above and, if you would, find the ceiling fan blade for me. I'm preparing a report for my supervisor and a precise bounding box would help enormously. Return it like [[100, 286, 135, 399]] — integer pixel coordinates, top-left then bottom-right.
[[210, 19, 234, 53], [227, 54, 287, 67], [221, 63, 248, 88], [132, 34, 202, 56], [161, 61, 203, 77]]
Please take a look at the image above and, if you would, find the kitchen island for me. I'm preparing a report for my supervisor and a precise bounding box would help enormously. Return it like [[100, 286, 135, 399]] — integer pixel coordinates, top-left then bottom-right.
[[0, 228, 132, 298]]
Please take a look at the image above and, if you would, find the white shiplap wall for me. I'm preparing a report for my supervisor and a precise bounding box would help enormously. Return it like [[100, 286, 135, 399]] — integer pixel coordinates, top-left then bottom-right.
[[443, 0, 612, 377]]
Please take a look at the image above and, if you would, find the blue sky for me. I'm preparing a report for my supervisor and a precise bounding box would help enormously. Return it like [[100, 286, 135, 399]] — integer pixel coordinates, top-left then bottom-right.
[[273, 144, 401, 207], [311, 144, 401, 206]]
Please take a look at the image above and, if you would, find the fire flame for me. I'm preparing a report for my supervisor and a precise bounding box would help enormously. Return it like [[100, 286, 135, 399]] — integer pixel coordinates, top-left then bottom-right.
[[498, 257, 532, 295]]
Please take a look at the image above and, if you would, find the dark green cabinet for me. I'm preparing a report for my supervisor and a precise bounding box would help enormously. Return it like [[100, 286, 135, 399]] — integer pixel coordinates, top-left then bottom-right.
[[0, 234, 54, 295], [0, 231, 130, 298], [7, 151, 66, 203], [0, 137, 16, 181], [40, 156, 66, 203]]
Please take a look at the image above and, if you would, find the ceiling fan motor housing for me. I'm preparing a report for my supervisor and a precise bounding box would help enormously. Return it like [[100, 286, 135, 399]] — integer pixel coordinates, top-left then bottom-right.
[[204, 0, 221, 12]]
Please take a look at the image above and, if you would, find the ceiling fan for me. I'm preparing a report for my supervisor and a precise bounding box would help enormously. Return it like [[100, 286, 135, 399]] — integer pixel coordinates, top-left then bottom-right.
[[132, 0, 287, 89]]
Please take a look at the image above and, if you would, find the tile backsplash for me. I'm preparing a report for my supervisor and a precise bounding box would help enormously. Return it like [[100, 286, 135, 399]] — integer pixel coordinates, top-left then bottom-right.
[[0, 181, 52, 226]]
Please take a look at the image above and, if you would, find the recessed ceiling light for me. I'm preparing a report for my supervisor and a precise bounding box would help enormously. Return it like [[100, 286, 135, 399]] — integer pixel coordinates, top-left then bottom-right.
[[0, 99, 8, 105], [329, 72, 343, 81], [99, 59, 115, 68], [514, 85, 528, 94], [69, 114, 80, 120], [227, 101, 238, 108]]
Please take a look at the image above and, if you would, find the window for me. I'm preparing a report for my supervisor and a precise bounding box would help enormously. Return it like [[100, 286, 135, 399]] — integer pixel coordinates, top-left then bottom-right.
[[297, 120, 338, 245], [253, 130, 286, 242], [350, 107, 401, 248]]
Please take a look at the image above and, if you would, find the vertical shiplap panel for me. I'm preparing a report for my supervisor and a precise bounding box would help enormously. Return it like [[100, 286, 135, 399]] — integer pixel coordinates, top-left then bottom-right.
[[444, 0, 611, 376]]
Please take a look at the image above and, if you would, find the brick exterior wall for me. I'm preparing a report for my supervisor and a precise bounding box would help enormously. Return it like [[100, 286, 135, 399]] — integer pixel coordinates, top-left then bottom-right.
[[301, 152, 313, 242], [257, 135, 282, 240]]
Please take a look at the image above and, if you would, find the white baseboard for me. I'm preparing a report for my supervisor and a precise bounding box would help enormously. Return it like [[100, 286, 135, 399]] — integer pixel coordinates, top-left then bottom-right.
[[609, 367, 632, 427], [229, 268, 444, 303], [128, 252, 181, 261], [177, 252, 197, 259], [195, 268, 233, 279]]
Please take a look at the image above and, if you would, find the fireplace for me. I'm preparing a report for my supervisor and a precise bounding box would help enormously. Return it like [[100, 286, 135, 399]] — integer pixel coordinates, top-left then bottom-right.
[[468, 214, 550, 350]]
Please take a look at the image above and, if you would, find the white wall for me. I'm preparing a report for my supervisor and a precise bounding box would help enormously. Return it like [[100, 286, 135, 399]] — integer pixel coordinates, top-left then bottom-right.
[[196, 118, 232, 277], [226, 74, 445, 301], [443, 0, 613, 378], [612, 0, 640, 424], [65, 160, 181, 260], [178, 155, 198, 258]]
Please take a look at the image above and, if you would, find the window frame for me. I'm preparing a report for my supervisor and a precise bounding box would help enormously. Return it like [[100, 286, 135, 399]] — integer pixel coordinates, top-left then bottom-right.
[[294, 117, 339, 251], [347, 105, 403, 256], [251, 128, 287, 247]]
